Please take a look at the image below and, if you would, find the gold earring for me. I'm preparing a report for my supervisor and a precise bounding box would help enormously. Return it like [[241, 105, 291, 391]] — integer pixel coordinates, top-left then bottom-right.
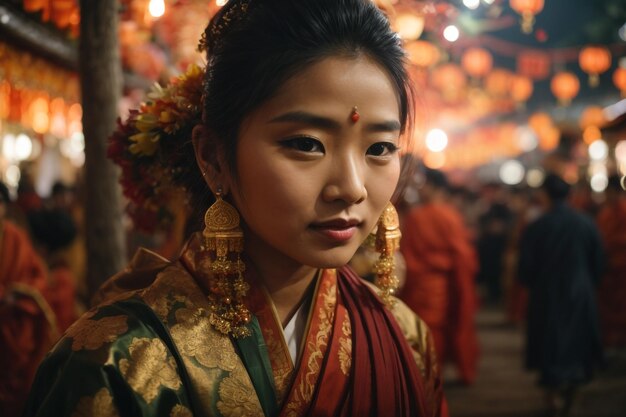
[[202, 188, 251, 338], [372, 202, 401, 307]]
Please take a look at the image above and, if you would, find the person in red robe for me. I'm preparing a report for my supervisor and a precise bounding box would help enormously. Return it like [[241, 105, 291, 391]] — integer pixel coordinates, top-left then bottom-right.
[[596, 174, 626, 349], [399, 168, 479, 385], [0, 183, 59, 417]]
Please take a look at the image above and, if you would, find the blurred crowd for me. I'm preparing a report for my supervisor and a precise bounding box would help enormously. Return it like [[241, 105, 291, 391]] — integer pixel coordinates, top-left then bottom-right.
[[1, 166, 625, 416]]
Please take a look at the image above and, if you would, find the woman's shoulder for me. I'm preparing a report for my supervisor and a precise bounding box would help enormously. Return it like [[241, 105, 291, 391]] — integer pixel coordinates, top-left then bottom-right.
[[362, 281, 431, 347]]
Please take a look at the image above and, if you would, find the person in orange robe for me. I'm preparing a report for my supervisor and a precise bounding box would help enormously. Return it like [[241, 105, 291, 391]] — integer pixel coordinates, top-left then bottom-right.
[[596, 174, 626, 349], [400, 168, 479, 385], [0, 183, 59, 417]]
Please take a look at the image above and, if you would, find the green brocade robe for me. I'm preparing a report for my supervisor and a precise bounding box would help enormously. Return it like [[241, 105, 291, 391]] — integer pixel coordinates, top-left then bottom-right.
[[24, 244, 444, 417]]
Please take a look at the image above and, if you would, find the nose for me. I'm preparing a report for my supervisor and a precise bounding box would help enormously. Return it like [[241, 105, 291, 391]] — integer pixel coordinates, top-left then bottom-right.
[[322, 152, 367, 205]]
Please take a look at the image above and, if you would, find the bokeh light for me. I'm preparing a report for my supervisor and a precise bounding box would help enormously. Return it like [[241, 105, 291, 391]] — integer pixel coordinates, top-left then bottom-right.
[[588, 139, 608, 160], [499, 160, 525, 185], [425, 128, 448, 152]]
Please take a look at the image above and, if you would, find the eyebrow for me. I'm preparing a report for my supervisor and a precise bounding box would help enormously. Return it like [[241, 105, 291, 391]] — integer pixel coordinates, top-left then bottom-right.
[[268, 111, 401, 133]]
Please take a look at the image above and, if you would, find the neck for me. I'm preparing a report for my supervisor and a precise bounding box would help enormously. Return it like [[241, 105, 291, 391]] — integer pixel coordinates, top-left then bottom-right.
[[245, 231, 318, 327]]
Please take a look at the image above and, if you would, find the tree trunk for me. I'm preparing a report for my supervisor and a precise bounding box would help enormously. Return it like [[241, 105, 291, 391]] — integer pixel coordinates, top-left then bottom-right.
[[79, 0, 127, 297]]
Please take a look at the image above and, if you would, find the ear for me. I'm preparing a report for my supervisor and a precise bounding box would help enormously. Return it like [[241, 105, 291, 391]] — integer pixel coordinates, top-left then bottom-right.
[[192, 124, 231, 194]]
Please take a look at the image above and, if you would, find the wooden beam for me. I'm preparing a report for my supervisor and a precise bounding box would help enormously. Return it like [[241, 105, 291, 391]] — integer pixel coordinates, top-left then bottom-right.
[[0, 3, 78, 70]]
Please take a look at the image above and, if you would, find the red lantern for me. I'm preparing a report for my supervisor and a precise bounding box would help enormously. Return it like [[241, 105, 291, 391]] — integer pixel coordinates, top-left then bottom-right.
[[579, 46, 612, 87], [405, 40, 440, 69], [550, 72, 579, 106], [461, 47, 493, 79], [510, 0, 545, 34], [517, 50, 550, 80], [612, 67, 626, 97]]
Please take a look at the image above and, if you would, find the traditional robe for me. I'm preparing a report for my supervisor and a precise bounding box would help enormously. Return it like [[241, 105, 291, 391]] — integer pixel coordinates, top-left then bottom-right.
[[399, 203, 479, 385], [0, 221, 58, 417], [518, 203, 604, 387], [24, 236, 447, 417], [596, 199, 626, 348]]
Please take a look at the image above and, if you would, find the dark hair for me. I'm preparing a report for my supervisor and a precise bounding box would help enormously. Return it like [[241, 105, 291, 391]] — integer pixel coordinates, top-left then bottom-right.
[[184, 0, 412, 210], [29, 209, 77, 253], [541, 172, 571, 202]]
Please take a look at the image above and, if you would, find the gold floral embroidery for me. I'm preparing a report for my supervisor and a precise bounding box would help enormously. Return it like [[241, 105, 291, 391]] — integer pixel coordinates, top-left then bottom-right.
[[165, 287, 263, 414], [217, 368, 264, 417], [390, 297, 430, 376], [169, 404, 193, 417], [338, 313, 352, 376], [119, 337, 181, 404], [170, 307, 238, 371], [142, 266, 203, 320], [71, 387, 120, 417], [184, 362, 222, 412], [67, 315, 128, 351]]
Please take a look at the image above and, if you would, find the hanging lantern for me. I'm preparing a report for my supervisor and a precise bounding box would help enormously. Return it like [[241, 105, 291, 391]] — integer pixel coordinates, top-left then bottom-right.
[[528, 112, 553, 136], [485, 68, 514, 98], [579, 106, 606, 130], [394, 12, 425, 40], [510, 0, 545, 34], [461, 47, 493, 79], [550, 71, 579, 106], [511, 75, 534, 104], [405, 41, 440, 69], [431, 63, 467, 102], [517, 50, 550, 80], [613, 67, 626, 97], [579, 46, 612, 87]]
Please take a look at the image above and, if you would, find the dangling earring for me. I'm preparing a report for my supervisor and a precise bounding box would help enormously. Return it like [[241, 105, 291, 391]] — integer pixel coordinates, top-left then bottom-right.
[[372, 202, 401, 307], [202, 188, 251, 338]]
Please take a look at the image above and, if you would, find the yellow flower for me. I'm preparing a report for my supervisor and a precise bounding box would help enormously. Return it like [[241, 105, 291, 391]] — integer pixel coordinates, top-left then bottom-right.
[[160, 111, 174, 124], [135, 113, 160, 133], [129, 132, 160, 156]]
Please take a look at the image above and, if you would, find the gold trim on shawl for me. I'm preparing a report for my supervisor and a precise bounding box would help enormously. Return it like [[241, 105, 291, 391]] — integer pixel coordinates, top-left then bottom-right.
[[338, 312, 352, 376], [281, 269, 337, 417]]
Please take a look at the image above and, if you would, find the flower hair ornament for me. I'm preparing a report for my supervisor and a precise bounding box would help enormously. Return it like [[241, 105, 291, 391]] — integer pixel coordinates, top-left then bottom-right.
[[108, 64, 205, 232], [109, 0, 255, 233]]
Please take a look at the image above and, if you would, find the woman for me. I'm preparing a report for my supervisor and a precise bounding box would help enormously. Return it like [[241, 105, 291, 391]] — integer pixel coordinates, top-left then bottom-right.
[[25, 1, 446, 416]]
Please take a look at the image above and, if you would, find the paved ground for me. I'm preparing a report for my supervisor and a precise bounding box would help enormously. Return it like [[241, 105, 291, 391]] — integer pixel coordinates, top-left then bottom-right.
[[444, 307, 626, 417]]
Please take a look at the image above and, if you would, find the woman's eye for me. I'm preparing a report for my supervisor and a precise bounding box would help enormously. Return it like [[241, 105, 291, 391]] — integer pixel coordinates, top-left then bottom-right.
[[367, 142, 399, 156], [280, 137, 325, 153]]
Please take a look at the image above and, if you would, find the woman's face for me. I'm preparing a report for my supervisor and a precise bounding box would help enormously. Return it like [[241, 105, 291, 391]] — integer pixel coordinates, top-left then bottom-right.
[[228, 55, 402, 269]]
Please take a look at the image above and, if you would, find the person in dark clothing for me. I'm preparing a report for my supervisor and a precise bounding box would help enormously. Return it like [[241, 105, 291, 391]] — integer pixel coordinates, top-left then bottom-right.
[[477, 201, 513, 304], [518, 173, 605, 417]]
